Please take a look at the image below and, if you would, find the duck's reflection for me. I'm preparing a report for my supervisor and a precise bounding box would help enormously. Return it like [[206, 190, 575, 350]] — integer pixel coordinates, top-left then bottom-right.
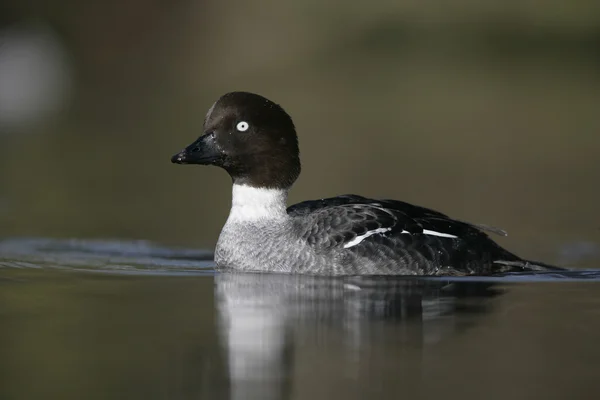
[[215, 273, 502, 400]]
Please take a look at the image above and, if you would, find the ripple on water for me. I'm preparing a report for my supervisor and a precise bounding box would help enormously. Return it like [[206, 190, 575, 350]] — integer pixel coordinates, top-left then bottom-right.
[[0, 237, 599, 280], [0, 238, 215, 276]]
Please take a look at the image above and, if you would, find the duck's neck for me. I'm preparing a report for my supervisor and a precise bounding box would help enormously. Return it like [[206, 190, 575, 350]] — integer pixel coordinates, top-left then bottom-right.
[[227, 184, 289, 223]]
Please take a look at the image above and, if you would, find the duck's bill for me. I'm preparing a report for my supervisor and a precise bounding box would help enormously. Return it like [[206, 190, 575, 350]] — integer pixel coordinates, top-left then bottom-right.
[[171, 134, 222, 165]]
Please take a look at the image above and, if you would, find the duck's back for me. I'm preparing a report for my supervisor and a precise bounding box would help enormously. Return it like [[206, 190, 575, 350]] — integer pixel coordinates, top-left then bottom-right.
[[287, 195, 523, 275]]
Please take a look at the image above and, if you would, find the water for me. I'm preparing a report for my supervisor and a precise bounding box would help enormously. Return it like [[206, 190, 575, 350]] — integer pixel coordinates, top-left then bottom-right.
[[1, 239, 600, 400], [1, 3, 599, 399]]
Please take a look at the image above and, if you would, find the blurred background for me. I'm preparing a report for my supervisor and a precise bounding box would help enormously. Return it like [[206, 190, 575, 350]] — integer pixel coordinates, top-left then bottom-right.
[[1, 0, 600, 265], [2, 3, 600, 400]]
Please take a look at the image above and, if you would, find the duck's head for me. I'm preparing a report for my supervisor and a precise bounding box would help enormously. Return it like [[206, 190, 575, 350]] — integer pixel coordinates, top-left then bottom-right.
[[171, 92, 301, 189]]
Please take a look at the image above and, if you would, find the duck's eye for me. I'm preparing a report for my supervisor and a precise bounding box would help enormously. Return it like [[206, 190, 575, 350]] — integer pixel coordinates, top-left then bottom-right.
[[236, 121, 249, 132]]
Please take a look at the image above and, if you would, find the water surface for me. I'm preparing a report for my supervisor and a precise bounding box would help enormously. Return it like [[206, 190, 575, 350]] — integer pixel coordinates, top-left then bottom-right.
[[2, 3, 600, 399], [1, 239, 600, 400]]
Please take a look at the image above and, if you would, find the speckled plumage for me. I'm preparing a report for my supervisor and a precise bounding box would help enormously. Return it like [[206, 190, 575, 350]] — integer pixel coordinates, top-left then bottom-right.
[[288, 195, 521, 275], [172, 92, 564, 276], [214, 189, 531, 275]]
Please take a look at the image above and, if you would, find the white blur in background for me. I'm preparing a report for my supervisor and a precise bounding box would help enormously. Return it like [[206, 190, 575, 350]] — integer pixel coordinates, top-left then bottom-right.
[[0, 23, 73, 132]]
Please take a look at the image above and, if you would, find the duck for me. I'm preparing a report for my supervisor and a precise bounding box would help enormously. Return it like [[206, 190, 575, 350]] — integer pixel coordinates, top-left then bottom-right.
[[171, 91, 562, 275]]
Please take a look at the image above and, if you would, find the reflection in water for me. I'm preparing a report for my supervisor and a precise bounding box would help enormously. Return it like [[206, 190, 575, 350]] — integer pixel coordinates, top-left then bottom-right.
[[1, 239, 600, 399], [215, 273, 501, 400]]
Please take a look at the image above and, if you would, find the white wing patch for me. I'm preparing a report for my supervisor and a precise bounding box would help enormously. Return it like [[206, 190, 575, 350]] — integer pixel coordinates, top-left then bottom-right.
[[422, 229, 458, 238], [343, 227, 392, 248], [401, 229, 457, 238], [344, 227, 458, 248]]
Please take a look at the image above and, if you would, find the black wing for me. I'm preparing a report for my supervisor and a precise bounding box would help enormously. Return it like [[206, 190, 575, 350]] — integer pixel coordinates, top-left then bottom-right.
[[288, 195, 555, 275], [288, 194, 504, 247]]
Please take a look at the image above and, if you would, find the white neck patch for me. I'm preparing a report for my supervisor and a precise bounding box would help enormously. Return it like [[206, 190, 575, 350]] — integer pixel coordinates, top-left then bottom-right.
[[227, 184, 289, 223]]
